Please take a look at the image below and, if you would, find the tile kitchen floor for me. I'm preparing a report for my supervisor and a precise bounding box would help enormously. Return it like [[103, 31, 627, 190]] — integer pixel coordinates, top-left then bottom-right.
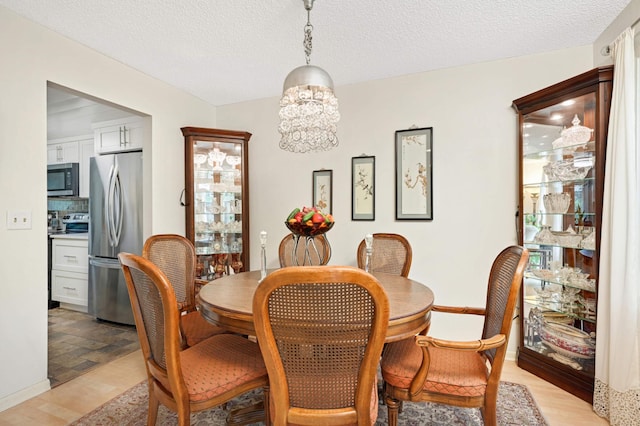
[[48, 308, 139, 387]]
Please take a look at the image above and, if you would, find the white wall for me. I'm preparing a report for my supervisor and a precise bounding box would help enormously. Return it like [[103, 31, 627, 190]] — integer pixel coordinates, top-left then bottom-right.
[[593, 0, 640, 66], [217, 45, 594, 353], [0, 6, 216, 409]]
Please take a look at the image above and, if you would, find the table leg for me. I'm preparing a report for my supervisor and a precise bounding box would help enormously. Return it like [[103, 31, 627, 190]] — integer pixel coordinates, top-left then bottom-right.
[[226, 401, 264, 426]]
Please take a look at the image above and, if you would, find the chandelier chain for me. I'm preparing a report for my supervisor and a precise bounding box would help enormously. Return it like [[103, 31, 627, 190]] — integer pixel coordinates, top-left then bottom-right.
[[304, 14, 313, 65]]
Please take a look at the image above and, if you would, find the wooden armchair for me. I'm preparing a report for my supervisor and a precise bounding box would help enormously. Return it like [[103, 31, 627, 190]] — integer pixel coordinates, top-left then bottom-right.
[[278, 233, 331, 266], [356, 233, 412, 277], [118, 252, 269, 426], [142, 234, 226, 348], [253, 266, 389, 425], [380, 246, 529, 426]]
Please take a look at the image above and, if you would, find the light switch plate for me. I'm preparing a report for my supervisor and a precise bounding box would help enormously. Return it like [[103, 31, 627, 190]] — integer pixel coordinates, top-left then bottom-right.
[[7, 210, 32, 230]]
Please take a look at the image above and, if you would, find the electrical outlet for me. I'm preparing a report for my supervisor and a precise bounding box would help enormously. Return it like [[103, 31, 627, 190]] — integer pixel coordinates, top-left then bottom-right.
[[7, 210, 32, 230]]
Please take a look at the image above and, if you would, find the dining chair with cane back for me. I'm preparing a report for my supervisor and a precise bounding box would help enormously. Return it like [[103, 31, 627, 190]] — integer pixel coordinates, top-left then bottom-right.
[[278, 233, 331, 266], [380, 245, 529, 426], [118, 252, 269, 426], [357, 233, 412, 277], [253, 266, 390, 425], [143, 234, 227, 348]]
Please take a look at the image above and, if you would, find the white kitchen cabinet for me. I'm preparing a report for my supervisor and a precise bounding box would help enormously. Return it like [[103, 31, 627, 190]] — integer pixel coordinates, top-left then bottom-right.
[[47, 135, 93, 198], [52, 270, 88, 307], [92, 116, 148, 154], [51, 235, 88, 309], [78, 138, 95, 197], [47, 140, 79, 164]]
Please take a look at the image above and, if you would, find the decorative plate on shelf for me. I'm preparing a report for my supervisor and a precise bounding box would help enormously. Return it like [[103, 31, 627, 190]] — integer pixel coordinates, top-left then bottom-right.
[[539, 322, 595, 359]]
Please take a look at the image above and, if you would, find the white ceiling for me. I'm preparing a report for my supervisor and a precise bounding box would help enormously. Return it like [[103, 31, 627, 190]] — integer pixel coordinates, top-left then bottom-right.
[[1, 0, 630, 106]]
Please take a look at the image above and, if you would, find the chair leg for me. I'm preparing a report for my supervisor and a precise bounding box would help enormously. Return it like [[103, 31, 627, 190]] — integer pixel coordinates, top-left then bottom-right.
[[263, 386, 270, 426], [385, 395, 400, 426], [147, 388, 159, 426], [481, 399, 498, 426]]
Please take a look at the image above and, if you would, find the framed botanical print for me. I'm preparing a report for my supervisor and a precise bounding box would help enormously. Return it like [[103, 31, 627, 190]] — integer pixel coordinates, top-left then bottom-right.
[[352, 156, 375, 220], [395, 127, 433, 220], [312, 169, 333, 214]]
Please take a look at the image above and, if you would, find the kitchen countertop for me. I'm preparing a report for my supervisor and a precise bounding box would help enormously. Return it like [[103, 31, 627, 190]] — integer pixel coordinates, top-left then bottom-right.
[[49, 232, 88, 240]]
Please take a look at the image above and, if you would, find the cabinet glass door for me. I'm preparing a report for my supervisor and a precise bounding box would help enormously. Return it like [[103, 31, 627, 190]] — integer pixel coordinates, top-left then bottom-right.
[[183, 127, 251, 281], [521, 92, 597, 375], [193, 140, 243, 255]]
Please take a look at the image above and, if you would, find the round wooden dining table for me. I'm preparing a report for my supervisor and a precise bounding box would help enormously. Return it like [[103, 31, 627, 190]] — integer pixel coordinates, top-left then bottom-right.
[[197, 269, 434, 342]]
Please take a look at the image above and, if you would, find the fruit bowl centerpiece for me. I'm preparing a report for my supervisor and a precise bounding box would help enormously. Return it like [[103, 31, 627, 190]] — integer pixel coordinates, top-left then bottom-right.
[[285, 206, 335, 237]]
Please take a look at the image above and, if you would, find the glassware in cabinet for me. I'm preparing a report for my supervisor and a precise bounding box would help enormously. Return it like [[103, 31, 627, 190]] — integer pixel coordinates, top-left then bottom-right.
[[513, 66, 612, 403], [182, 127, 251, 280]]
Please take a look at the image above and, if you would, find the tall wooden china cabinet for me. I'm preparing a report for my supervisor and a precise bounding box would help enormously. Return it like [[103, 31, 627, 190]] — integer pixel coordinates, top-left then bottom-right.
[[182, 127, 251, 280], [512, 66, 613, 403]]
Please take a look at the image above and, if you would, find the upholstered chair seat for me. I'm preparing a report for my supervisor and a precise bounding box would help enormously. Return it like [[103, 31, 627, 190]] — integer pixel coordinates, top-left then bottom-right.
[[381, 338, 488, 397], [179, 334, 267, 403], [180, 311, 225, 348]]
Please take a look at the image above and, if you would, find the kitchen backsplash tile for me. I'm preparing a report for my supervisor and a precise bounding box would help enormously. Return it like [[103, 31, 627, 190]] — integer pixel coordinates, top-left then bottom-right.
[[47, 197, 88, 215]]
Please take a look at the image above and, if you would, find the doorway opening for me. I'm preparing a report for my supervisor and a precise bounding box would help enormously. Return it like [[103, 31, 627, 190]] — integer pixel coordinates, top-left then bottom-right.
[[47, 82, 147, 387]]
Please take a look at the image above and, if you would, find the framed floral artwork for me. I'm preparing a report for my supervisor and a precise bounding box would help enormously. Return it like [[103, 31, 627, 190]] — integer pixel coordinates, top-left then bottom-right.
[[395, 127, 433, 220], [312, 169, 333, 214], [352, 156, 375, 220]]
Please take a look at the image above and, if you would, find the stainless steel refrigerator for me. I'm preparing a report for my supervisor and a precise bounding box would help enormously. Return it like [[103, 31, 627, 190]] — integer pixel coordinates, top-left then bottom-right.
[[88, 151, 143, 325]]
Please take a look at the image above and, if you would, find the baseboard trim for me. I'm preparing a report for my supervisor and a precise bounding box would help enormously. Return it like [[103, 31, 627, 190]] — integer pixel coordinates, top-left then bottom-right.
[[0, 379, 51, 412]]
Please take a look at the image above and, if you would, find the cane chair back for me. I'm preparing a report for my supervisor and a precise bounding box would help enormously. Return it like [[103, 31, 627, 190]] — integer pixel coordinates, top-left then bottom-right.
[[278, 233, 331, 266], [357, 233, 412, 277], [380, 246, 528, 426], [118, 252, 269, 426], [143, 234, 195, 312], [253, 266, 389, 425], [143, 234, 226, 348]]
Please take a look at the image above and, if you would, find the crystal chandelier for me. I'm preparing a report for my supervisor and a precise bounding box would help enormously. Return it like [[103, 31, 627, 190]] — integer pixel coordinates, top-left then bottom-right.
[[279, 0, 340, 153]]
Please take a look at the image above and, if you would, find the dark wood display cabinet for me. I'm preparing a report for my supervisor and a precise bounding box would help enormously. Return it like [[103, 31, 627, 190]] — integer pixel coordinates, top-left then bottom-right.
[[512, 66, 613, 403], [182, 127, 251, 281]]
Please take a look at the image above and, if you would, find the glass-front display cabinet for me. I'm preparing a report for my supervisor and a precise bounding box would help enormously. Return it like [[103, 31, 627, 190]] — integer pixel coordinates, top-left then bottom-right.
[[182, 127, 251, 281], [512, 66, 613, 403]]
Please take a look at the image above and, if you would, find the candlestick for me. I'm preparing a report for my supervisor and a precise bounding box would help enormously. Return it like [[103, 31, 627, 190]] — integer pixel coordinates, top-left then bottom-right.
[[259, 231, 267, 282], [364, 233, 373, 273]]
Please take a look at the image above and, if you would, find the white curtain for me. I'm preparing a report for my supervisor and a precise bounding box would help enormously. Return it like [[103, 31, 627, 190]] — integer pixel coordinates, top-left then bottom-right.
[[593, 27, 640, 425]]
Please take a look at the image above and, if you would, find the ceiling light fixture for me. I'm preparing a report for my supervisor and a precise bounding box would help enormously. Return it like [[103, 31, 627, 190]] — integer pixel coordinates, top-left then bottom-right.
[[278, 0, 340, 153]]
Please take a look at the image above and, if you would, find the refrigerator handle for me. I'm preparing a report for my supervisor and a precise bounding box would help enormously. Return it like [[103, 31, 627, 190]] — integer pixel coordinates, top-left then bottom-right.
[[107, 163, 117, 247], [104, 165, 113, 247], [113, 169, 124, 246]]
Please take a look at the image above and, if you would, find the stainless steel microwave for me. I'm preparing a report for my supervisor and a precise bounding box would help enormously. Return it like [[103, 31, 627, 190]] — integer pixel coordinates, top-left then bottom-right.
[[47, 163, 79, 196]]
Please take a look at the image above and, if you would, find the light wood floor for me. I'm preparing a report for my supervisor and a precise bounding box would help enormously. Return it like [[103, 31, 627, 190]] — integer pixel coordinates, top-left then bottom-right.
[[0, 351, 608, 425]]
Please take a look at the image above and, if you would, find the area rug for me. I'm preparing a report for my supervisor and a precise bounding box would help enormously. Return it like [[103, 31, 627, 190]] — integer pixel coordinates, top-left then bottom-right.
[[71, 381, 547, 425]]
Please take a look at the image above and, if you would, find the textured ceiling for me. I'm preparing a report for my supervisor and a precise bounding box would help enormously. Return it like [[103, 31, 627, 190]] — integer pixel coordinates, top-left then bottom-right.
[[0, 0, 630, 106]]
